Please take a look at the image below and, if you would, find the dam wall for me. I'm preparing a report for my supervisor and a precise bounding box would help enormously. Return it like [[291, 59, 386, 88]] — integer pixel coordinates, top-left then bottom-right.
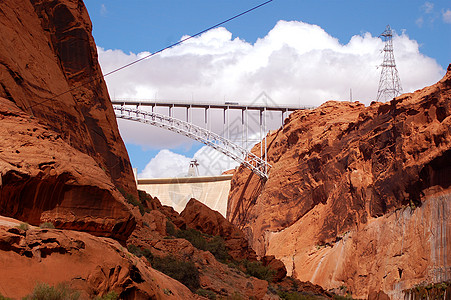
[[137, 175, 232, 216]]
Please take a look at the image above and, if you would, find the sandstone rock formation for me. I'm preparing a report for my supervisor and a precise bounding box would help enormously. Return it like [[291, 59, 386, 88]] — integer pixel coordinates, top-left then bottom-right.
[[0, 218, 196, 299], [0, 0, 137, 238], [128, 195, 271, 299], [181, 198, 258, 261], [261, 255, 287, 283], [228, 65, 451, 299]]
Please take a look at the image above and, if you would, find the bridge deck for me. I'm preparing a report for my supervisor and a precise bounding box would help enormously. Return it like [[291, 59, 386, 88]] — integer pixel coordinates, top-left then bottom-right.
[[111, 99, 313, 112]]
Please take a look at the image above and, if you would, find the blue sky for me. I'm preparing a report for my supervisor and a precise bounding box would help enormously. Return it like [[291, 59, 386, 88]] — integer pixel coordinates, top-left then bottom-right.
[[84, 0, 450, 177], [86, 0, 450, 68]]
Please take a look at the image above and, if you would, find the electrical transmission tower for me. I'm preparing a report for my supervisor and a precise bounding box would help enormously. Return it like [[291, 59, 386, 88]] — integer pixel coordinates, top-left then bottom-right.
[[376, 25, 403, 102]]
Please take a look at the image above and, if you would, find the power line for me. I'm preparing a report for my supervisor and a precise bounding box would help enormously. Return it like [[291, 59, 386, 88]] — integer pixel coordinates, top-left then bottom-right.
[[29, 0, 274, 109]]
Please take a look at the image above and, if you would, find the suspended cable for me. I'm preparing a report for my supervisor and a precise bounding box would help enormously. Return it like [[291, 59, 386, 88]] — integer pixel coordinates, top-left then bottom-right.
[[28, 0, 274, 109], [104, 0, 273, 77]]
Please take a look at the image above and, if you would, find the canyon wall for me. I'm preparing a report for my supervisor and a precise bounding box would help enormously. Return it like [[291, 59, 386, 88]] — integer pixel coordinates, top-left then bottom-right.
[[0, 0, 137, 239], [228, 65, 451, 298]]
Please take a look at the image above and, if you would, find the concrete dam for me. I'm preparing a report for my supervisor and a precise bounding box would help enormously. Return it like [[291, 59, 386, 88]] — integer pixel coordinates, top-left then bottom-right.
[[137, 174, 233, 217]]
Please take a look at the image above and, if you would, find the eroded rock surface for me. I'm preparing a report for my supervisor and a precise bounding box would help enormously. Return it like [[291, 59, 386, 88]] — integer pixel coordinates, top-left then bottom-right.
[[0, 220, 196, 299], [0, 0, 136, 238], [228, 66, 451, 298], [181, 198, 258, 261], [128, 195, 271, 299]]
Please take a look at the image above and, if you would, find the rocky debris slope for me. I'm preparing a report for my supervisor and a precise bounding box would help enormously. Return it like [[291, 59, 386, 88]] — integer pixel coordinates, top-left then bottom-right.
[[0, 0, 136, 237], [127, 193, 331, 299], [0, 219, 196, 299], [127, 195, 270, 299], [228, 65, 451, 299]]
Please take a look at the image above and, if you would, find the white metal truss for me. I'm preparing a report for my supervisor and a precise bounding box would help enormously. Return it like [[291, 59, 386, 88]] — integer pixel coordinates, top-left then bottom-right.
[[113, 105, 271, 179], [376, 25, 403, 102]]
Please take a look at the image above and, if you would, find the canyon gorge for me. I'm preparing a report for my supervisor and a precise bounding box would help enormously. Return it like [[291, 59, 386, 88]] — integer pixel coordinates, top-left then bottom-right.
[[0, 0, 450, 299]]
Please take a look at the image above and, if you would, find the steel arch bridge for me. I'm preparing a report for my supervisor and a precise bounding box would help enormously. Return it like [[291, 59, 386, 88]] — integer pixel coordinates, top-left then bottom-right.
[[114, 105, 271, 179]]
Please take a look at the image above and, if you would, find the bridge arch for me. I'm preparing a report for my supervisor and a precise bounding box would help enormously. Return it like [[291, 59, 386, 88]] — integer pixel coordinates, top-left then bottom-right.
[[113, 105, 271, 179]]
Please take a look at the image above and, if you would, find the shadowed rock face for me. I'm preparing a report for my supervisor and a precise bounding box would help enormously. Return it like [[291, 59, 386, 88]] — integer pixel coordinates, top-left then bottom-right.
[[228, 65, 451, 298], [0, 0, 136, 239]]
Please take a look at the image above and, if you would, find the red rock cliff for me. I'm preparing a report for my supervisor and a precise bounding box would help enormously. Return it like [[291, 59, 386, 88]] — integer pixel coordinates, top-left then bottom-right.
[[0, 0, 136, 239], [228, 66, 451, 299]]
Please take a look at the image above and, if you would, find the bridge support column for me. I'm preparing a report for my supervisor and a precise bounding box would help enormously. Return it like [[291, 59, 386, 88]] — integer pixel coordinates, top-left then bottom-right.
[[264, 107, 267, 173], [260, 110, 263, 159], [241, 109, 245, 150], [227, 106, 230, 140], [246, 108, 249, 150]]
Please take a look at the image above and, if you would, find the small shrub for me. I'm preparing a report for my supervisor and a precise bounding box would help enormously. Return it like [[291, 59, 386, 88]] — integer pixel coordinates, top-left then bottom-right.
[[39, 222, 55, 229], [138, 189, 151, 203], [141, 248, 153, 261], [126, 194, 146, 215], [127, 244, 140, 255], [117, 187, 127, 197], [151, 256, 200, 292], [23, 282, 80, 300], [0, 294, 12, 300], [119, 187, 146, 215], [175, 228, 207, 250], [288, 276, 299, 290], [173, 228, 230, 262], [166, 220, 176, 236], [95, 291, 118, 300], [404, 281, 450, 300], [333, 294, 353, 300], [278, 291, 320, 300], [127, 244, 153, 263], [205, 236, 229, 263], [243, 260, 275, 283], [196, 289, 217, 300], [16, 222, 30, 231]]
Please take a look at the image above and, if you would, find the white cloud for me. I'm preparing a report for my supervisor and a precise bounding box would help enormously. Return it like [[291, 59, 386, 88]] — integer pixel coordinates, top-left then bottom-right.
[[139, 149, 192, 178], [443, 9, 451, 23], [421, 2, 434, 14], [99, 21, 444, 152], [138, 147, 239, 178]]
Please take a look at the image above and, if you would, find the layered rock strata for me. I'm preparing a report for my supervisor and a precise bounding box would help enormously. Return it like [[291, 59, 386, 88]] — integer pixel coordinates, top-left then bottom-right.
[[228, 66, 451, 298], [0, 0, 136, 238]]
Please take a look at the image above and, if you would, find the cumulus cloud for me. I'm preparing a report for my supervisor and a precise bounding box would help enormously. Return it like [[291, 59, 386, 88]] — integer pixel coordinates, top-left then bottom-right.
[[100, 21, 444, 175], [139, 147, 239, 178], [139, 149, 192, 178], [99, 21, 443, 110], [443, 9, 451, 23]]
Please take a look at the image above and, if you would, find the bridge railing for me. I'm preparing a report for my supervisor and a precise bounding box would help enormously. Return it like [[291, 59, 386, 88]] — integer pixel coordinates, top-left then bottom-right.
[[114, 105, 271, 179]]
